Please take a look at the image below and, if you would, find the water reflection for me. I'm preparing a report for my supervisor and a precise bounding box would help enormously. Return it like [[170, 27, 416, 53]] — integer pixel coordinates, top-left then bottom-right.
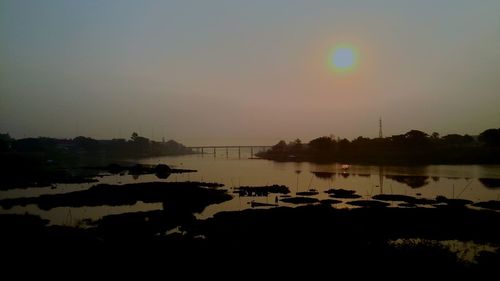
[[311, 171, 335, 179], [479, 178, 500, 189], [294, 169, 301, 193], [155, 172, 170, 179], [4, 153, 500, 225], [378, 166, 384, 194], [385, 175, 430, 189]]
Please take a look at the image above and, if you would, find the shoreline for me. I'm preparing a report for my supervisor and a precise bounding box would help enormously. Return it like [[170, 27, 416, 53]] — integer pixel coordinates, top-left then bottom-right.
[[2, 202, 500, 273]]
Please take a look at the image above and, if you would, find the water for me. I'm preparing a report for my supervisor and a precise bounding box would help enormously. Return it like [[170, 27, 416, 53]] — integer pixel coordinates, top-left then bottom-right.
[[1, 147, 500, 226]]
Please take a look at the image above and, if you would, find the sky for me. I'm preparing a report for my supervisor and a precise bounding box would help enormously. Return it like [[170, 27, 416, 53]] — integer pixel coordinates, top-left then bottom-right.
[[1, 0, 500, 146]]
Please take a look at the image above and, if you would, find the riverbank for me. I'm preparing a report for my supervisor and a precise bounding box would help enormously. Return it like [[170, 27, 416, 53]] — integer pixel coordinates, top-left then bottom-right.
[[2, 202, 500, 275]]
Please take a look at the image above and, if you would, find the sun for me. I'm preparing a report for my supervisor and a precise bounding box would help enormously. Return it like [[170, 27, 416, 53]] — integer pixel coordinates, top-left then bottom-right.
[[328, 44, 359, 73]]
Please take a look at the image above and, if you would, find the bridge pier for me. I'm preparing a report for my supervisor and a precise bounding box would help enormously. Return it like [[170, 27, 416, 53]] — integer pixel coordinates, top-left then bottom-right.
[[188, 145, 271, 159]]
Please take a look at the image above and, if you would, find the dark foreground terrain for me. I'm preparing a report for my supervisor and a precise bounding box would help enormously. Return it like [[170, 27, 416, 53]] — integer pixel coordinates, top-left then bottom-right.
[[2, 183, 500, 276]]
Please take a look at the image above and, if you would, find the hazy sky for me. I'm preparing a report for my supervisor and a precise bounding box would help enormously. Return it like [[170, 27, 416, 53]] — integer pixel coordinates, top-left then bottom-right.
[[1, 0, 500, 145]]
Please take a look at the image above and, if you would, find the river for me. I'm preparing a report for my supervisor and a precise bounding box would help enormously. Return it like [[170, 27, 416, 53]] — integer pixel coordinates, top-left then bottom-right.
[[1, 147, 500, 225]]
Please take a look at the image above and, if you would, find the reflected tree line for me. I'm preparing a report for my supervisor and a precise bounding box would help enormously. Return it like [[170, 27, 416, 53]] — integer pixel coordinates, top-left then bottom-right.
[[310, 171, 500, 189], [258, 128, 500, 165]]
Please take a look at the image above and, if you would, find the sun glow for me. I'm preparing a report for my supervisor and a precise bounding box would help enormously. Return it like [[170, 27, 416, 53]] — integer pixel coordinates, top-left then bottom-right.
[[329, 44, 359, 73]]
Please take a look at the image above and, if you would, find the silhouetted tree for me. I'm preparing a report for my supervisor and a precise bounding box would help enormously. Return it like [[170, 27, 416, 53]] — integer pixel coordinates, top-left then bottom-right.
[[131, 132, 139, 142], [479, 128, 500, 147], [338, 138, 350, 150], [289, 139, 303, 154], [272, 140, 287, 153], [73, 136, 99, 152], [403, 130, 429, 147], [442, 134, 474, 147], [309, 136, 336, 151], [0, 133, 13, 152], [404, 130, 428, 140]]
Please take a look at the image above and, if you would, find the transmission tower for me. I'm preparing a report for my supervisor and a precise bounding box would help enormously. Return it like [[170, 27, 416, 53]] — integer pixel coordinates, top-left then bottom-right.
[[379, 117, 383, 138]]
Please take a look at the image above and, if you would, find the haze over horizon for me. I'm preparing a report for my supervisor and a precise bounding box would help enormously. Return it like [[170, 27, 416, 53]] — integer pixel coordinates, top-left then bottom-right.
[[1, 0, 500, 146]]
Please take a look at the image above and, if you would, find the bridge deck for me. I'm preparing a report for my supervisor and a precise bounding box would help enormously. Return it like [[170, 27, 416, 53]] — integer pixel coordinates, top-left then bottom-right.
[[188, 145, 271, 149]]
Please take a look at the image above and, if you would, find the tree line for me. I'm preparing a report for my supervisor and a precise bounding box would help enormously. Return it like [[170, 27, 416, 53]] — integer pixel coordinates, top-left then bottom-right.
[[257, 128, 500, 164], [0, 132, 192, 166]]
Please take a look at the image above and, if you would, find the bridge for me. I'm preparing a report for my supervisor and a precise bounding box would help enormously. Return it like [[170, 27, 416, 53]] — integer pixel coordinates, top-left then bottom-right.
[[187, 145, 272, 158]]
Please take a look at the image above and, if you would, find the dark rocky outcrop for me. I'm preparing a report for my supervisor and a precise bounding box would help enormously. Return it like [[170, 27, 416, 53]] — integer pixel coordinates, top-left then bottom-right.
[[473, 200, 500, 210], [234, 185, 290, 197], [280, 197, 319, 204], [0, 182, 231, 213], [347, 200, 390, 208]]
